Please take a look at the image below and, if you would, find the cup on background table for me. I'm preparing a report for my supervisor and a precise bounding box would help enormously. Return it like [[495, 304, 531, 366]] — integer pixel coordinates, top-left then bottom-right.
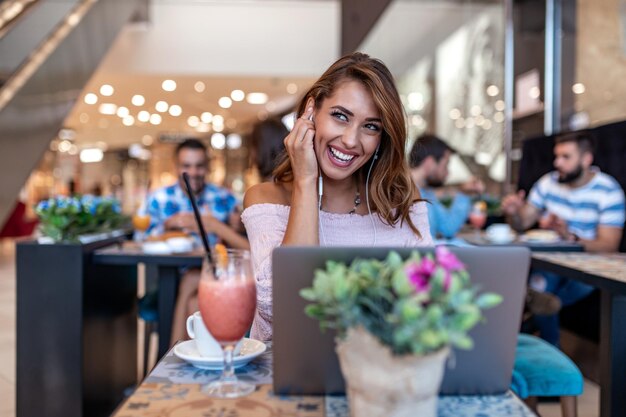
[[486, 223, 515, 243], [186, 311, 242, 357]]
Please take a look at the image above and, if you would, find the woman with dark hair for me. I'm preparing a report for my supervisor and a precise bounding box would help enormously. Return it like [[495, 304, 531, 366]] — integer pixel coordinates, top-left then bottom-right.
[[242, 52, 432, 341], [250, 118, 289, 181]]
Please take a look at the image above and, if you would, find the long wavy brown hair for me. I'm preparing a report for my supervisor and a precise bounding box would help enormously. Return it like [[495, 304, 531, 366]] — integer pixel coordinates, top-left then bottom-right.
[[273, 52, 422, 237]]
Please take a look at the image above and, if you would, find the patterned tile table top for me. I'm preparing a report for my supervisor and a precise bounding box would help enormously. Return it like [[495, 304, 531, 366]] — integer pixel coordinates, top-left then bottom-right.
[[533, 252, 626, 283], [114, 342, 535, 417]]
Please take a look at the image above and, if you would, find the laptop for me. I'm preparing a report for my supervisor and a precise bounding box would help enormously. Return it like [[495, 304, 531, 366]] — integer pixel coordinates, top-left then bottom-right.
[[272, 246, 530, 396]]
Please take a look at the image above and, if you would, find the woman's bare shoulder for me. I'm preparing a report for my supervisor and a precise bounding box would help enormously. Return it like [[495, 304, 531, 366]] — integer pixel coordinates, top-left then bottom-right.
[[244, 182, 290, 209]]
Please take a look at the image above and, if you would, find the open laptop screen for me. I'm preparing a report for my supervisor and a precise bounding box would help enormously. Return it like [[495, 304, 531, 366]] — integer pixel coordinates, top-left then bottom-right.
[[272, 246, 530, 396]]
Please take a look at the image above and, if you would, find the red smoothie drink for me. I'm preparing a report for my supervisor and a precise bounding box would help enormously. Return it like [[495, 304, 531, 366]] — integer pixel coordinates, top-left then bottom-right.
[[198, 278, 256, 343]]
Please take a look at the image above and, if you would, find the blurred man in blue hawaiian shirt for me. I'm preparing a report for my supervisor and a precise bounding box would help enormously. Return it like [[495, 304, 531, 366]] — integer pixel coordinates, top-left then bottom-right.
[[145, 138, 248, 249]]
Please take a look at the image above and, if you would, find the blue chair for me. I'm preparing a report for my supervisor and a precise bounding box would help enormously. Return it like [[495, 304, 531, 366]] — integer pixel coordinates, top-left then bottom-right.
[[511, 333, 583, 417]]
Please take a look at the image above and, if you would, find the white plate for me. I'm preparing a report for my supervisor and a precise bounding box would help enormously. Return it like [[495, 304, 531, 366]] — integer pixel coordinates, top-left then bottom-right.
[[142, 241, 172, 255], [485, 233, 516, 244], [519, 233, 561, 243], [174, 338, 266, 370]]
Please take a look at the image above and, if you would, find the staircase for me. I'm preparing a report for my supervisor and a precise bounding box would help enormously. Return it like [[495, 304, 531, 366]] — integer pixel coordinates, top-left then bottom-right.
[[0, 0, 141, 225]]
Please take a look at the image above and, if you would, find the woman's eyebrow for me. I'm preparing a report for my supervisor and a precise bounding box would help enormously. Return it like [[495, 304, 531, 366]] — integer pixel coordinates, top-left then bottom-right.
[[331, 105, 381, 122]]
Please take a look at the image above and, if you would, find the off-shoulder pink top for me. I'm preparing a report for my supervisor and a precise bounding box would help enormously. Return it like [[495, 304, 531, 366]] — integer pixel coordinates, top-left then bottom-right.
[[241, 202, 433, 341]]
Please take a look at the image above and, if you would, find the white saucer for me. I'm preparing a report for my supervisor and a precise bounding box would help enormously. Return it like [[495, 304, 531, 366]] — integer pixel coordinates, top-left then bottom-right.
[[174, 338, 266, 370], [486, 233, 516, 244]]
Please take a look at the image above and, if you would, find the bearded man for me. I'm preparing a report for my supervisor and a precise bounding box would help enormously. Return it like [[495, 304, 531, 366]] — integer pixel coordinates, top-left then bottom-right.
[[502, 130, 625, 346]]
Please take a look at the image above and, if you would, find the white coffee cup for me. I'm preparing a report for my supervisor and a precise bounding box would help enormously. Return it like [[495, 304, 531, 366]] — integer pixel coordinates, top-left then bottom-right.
[[186, 311, 243, 357], [486, 223, 514, 243]]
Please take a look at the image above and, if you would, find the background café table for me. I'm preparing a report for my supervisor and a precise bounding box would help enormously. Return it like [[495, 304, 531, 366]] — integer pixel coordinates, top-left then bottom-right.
[[460, 231, 583, 252], [531, 252, 626, 417], [93, 241, 204, 357], [112, 342, 536, 417]]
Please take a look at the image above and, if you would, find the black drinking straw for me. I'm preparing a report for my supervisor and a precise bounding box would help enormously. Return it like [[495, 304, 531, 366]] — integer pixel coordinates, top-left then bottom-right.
[[181, 173, 214, 267]]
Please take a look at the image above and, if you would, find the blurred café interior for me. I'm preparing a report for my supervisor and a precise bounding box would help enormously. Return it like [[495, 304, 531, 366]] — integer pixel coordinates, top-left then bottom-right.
[[2, 0, 626, 417]]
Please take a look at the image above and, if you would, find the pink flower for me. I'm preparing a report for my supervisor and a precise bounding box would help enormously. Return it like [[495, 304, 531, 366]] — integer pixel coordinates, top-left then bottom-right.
[[405, 258, 436, 293], [435, 246, 464, 271], [435, 246, 464, 291]]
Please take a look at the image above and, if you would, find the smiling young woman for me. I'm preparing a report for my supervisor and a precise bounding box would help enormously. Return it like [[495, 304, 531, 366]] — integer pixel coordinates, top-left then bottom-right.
[[241, 52, 433, 341]]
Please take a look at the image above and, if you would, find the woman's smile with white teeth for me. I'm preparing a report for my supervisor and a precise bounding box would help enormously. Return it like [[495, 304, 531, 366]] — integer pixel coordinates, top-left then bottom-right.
[[329, 146, 356, 162]]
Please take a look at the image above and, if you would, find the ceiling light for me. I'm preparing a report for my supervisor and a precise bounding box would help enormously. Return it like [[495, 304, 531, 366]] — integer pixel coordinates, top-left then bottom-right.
[[211, 133, 226, 150], [150, 114, 162, 125], [155, 101, 169, 113], [100, 84, 114, 96], [169, 105, 182, 116], [122, 115, 135, 126], [495, 100, 505, 111], [247, 92, 268, 105], [486, 85, 499, 97], [131, 94, 145, 106], [494, 112, 505, 123], [98, 103, 117, 115], [80, 148, 104, 163], [138, 111, 150, 122], [287, 83, 298, 94], [84, 93, 98, 105], [213, 124, 224, 132], [194, 81, 205, 93], [449, 108, 461, 120], [162, 79, 176, 92], [226, 134, 242, 150], [266, 101, 277, 112], [572, 83, 586, 94], [201, 112, 213, 123], [230, 90, 245, 102], [68, 145, 78, 156], [212, 114, 224, 125], [218, 97, 232, 108], [529, 86, 541, 99], [58, 140, 72, 153], [187, 115, 200, 128], [407, 92, 424, 111], [470, 105, 481, 116], [116, 106, 129, 118], [142, 135, 153, 146]]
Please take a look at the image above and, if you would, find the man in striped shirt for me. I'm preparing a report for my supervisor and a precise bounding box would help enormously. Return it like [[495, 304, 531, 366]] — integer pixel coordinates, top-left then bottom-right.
[[502, 130, 625, 346]]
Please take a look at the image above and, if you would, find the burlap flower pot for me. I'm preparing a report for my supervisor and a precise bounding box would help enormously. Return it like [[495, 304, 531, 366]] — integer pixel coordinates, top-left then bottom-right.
[[335, 327, 449, 417]]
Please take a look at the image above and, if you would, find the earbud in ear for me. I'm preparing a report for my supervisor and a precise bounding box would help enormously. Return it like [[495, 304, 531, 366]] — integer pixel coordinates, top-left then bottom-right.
[[373, 144, 380, 160]]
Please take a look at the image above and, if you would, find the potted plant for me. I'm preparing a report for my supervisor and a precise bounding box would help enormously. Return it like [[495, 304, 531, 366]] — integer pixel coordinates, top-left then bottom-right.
[[35, 195, 129, 243], [300, 247, 502, 417]]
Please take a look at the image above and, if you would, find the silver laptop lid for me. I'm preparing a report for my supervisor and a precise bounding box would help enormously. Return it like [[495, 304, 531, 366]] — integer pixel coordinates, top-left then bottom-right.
[[272, 246, 530, 396]]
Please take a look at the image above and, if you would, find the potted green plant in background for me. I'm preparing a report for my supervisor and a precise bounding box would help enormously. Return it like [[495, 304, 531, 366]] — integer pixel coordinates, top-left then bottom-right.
[[35, 195, 129, 243], [300, 247, 502, 417]]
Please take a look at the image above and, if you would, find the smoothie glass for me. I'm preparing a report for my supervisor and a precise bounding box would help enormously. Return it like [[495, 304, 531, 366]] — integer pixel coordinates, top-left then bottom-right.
[[198, 249, 256, 398]]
